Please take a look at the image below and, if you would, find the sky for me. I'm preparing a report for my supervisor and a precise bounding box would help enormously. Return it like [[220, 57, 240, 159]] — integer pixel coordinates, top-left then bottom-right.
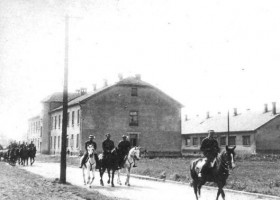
[[1, 0, 280, 140]]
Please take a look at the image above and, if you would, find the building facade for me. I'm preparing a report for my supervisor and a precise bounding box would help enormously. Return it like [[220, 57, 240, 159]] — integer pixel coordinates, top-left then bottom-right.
[[27, 115, 42, 152], [32, 76, 183, 156], [182, 104, 280, 155]]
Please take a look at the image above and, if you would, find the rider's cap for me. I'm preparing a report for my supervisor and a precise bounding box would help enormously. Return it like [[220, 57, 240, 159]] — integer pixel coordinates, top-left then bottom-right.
[[89, 135, 95, 139], [208, 130, 215, 133], [122, 135, 127, 138], [105, 133, 111, 137]]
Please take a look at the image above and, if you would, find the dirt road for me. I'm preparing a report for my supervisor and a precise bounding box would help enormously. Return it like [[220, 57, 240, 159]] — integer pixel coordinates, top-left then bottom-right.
[[22, 162, 280, 200]]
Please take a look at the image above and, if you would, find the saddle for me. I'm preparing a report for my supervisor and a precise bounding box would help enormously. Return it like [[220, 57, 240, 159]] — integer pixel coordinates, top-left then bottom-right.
[[195, 157, 217, 176]]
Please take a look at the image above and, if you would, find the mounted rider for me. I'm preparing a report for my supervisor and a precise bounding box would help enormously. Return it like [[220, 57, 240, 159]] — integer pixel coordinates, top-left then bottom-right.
[[28, 141, 36, 149], [28, 141, 37, 156], [117, 135, 136, 168], [102, 133, 115, 159], [79, 135, 99, 169], [198, 130, 220, 177]]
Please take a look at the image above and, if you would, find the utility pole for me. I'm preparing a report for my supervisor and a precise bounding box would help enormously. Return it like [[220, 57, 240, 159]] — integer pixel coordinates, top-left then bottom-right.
[[227, 110, 230, 146], [60, 15, 69, 184]]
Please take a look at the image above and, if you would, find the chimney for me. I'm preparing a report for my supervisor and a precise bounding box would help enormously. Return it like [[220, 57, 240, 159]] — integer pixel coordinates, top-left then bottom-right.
[[103, 79, 108, 87], [185, 115, 188, 121], [135, 74, 141, 80], [264, 103, 268, 113], [206, 111, 210, 119], [272, 102, 276, 115], [118, 73, 123, 81], [233, 108, 237, 116], [92, 84, 97, 91], [80, 87, 87, 95]]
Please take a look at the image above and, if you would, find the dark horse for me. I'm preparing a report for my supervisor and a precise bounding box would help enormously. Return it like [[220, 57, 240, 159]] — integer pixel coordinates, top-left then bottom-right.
[[190, 146, 236, 200], [98, 148, 119, 187], [19, 146, 29, 166], [28, 146, 36, 165]]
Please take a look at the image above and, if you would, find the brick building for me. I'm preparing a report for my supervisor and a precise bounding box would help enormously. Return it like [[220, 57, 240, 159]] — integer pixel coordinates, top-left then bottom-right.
[[181, 103, 280, 155], [32, 76, 183, 156]]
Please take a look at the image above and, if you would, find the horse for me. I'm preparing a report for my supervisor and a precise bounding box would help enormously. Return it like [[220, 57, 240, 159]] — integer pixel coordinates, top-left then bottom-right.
[[98, 148, 119, 187], [190, 146, 236, 200], [116, 146, 141, 186], [28, 146, 36, 165], [19, 146, 29, 166], [81, 144, 96, 188], [0, 149, 9, 161]]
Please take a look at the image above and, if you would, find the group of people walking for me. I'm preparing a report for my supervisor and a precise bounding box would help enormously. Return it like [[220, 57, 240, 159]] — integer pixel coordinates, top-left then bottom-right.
[[80, 133, 136, 169]]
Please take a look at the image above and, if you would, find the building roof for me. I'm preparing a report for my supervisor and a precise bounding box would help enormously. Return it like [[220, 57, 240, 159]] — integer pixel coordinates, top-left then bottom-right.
[[50, 76, 183, 112], [41, 92, 80, 103], [182, 110, 280, 134]]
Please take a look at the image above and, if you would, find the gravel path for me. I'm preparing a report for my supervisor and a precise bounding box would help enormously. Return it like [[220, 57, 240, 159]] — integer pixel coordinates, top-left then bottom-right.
[[22, 162, 280, 200]]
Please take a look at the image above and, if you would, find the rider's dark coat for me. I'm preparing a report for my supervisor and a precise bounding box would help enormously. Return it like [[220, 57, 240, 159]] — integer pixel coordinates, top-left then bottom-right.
[[102, 139, 114, 154], [200, 136, 220, 159], [118, 140, 131, 155]]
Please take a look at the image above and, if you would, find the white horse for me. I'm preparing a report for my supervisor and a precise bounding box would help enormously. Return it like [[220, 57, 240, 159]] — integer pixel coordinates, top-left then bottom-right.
[[81, 144, 96, 188], [117, 146, 141, 186]]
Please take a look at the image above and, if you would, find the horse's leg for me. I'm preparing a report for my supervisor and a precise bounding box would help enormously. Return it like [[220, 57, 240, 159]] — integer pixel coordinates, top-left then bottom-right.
[[99, 168, 104, 186], [82, 167, 86, 185], [216, 188, 221, 200], [198, 184, 202, 198], [107, 168, 111, 184], [125, 166, 131, 186], [111, 170, 115, 187], [192, 180, 199, 200], [90, 165, 95, 187], [87, 166, 91, 185], [117, 169, 122, 185]]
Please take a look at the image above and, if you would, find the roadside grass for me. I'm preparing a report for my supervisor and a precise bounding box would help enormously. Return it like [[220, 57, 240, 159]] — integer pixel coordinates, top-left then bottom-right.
[[35, 154, 280, 197], [0, 162, 124, 200]]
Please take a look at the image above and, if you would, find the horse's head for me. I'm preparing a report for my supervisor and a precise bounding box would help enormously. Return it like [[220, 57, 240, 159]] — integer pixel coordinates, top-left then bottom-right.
[[129, 146, 141, 161], [87, 144, 95, 157], [225, 145, 236, 169]]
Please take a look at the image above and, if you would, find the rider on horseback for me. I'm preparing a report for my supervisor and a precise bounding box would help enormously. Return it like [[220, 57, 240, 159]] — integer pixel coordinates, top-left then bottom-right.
[[28, 141, 36, 157], [102, 133, 115, 159], [198, 130, 220, 177], [79, 135, 99, 169], [117, 135, 137, 168]]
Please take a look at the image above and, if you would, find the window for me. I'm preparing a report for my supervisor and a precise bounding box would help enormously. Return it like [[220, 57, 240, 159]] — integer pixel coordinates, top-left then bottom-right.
[[193, 137, 198, 146], [77, 110, 80, 125], [70, 134, 74, 147], [129, 133, 139, 147], [54, 116, 57, 129], [58, 136, 60, 148], [129, 111, 138, 126], [72, 111, 75, 126], [242, 135, 250, 146], [185, 136, 191, 146], [200, 137, 206, 145], [220, 136, 226, 146], [131, 87, 138, 96], [276, 125, 280, 130], [67, 112, 69, 127], [76, 134, 79, 148], [50, 136, 52, 149], [229, 136, 236, 146], [54, 136, 56, 149], [58, 115, 61, 129]]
